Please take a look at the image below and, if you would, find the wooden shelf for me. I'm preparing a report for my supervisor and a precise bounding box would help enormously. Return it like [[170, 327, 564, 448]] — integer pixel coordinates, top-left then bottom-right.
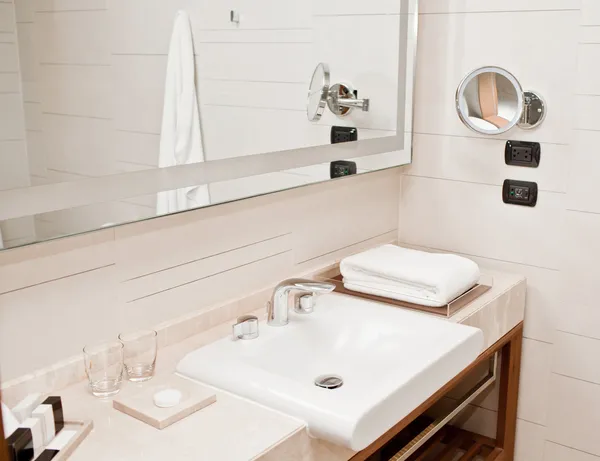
[[399, 426, 503, 461]]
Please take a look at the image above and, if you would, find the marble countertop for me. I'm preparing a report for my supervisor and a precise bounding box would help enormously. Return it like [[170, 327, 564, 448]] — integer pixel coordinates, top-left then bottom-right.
[[60, 314, 306, 461], [57, 268, 526, 461]]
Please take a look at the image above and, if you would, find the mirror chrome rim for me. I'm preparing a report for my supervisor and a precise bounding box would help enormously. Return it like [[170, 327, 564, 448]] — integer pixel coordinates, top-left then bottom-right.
[[517, 90, 547, 130], [455, 66, 524, 136], [307, 62, 331, 122]]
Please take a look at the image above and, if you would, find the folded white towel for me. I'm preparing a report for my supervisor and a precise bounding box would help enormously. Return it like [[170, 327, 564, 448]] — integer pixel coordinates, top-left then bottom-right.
[[340, 245, 480, 307]]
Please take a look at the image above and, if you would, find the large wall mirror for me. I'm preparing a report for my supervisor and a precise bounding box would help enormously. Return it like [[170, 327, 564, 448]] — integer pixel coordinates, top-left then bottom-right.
[[0, 0, 418, 250]]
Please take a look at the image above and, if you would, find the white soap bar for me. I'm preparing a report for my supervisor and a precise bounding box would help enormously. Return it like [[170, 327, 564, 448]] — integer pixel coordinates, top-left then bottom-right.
[[21, 417, 45, 457], [12, 393, 43, 423], [32, 404, 55, 444], [1, 402, 19, 437], [47, 429, 77, 450], [153, 389, 182, 408]]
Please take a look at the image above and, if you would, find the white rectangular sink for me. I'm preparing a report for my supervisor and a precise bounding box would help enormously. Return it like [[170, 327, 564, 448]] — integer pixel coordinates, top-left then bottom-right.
[[177, 293, 483, 451]]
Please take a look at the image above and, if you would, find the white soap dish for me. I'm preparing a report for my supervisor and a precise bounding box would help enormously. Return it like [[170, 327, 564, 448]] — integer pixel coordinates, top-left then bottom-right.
[[153, 388, 183, 408], [113, 375, 216, 429]]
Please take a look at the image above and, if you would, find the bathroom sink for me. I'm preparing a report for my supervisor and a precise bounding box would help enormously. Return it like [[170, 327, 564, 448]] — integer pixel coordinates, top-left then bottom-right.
[[176, 293, 483, 451]]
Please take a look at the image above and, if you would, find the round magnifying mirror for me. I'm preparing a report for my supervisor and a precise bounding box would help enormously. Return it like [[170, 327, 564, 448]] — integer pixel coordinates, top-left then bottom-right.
[[456, 67, 524, 135], [307, 62, 330, 122]]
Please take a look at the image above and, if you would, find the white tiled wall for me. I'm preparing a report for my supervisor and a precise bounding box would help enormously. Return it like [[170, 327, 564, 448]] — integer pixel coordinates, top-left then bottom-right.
[[400, 1, 600, 460], [0, 168, 400, 381]]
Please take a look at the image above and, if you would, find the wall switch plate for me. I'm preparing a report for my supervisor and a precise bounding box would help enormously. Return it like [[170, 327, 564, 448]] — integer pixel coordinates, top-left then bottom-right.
[[331, 126, 358, 144], [505, 141, 541, 168], [503, 180, 538, 207]]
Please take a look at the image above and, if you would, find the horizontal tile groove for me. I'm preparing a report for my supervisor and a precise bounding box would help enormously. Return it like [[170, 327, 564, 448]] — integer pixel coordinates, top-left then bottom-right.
[[115, 159, 155, 168], [199, 27, 312, 32], [203, 103, 304, 112], [127, 232, 293, 281], [403, 173, 566, 194], [523, 336, 553, 345], [0, 264, 114, 296], [314, 13, 404, 17], [36, 9, 107, 13], [297, 230, 397, 265], [127, 249, 291, 303], [414, 130, 569, 146], [200, 77, 306, 85], [545, 442, 600, 459], [556, 329, 600, 342], [47, 168, 93, 178], [115, 128, 159, 136], [420, 9, 579, 15], [40, 62, 110, 68], [42, 111, 111, 121], [403, 174, 501, 189], [553, 371, 600, 387], [566, 208, 600, 216], [517, 418, 546, 428], [402, 242, 561, 272]]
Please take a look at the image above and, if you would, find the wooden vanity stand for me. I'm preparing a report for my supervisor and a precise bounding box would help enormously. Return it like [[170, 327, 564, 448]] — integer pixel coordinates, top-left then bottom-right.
[[352, 323, 524, 461]]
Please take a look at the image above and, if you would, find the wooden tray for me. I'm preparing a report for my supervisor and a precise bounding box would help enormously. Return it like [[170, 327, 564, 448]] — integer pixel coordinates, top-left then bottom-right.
[[329, 275, 491, 317]]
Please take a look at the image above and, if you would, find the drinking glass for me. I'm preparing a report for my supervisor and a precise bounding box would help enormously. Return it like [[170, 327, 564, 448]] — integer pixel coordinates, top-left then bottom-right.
[[83, 341, 124, 397], [118, 330, 157, 382]]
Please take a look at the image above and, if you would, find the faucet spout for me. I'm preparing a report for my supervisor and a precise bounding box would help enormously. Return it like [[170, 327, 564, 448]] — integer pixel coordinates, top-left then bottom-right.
[[267, 278, 335, 327]]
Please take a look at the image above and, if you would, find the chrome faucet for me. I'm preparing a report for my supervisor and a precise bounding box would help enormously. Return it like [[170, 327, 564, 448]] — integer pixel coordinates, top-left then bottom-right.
[[267, 278, 335, 326]]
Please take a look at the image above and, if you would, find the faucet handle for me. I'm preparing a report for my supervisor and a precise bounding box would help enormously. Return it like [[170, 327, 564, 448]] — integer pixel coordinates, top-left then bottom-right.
[[294, 294, 315, 314], [232, 315, 259, 341]]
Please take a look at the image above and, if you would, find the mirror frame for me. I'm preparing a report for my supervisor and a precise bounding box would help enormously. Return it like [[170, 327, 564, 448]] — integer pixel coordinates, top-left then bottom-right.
[[455, 66, 525, 136]]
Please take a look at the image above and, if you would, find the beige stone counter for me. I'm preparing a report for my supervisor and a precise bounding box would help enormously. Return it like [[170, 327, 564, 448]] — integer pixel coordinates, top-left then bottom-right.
[[42, 268, 525, 461], [60, 317, 306, 461]]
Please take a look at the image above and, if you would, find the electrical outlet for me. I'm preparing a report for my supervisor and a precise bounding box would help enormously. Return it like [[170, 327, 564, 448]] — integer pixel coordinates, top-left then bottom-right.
[[505, 141, 540, 168], [512, 147, 532, 163], [331, 126, 358, 144]]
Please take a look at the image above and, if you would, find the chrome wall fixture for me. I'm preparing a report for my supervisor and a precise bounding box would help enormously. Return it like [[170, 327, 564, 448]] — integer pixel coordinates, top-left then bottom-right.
[[307, 63, 370, 122], [455, 66, 547, 136]]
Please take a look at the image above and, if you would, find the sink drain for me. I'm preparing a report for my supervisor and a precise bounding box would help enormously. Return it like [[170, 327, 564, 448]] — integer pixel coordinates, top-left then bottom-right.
[[314, 374, 344, 389]]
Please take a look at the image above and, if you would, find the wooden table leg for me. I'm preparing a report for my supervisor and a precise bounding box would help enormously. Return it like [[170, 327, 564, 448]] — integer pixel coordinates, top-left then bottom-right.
[[0, 388, 9, 461], [495, 329, 523, 461]]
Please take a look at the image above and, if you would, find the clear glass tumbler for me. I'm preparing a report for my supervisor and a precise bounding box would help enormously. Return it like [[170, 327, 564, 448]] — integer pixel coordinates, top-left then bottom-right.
[[83, 341, 124, 397], [118, 330, 157, 382]]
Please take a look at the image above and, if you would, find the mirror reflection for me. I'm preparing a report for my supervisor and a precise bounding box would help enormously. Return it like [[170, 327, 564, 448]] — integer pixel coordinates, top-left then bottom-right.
[[0, 1, 417, 249], [456, 67, 523, 135], [1, 2, 406, 184]]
